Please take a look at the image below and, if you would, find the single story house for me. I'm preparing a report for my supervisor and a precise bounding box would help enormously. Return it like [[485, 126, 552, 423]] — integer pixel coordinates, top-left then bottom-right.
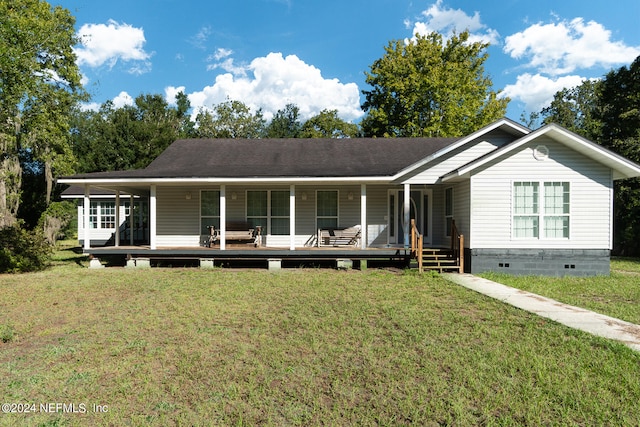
[[58, 118, 640, 275]]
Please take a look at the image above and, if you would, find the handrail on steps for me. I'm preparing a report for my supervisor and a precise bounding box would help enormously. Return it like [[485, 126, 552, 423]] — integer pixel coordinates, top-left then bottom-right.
[[450, 220, 464, 274], [410, 219, 423, 272]]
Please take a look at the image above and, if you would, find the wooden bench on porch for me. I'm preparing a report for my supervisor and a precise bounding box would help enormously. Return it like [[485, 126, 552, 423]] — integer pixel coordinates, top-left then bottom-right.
[[317, 225, 361, 247], [207, 221, 262, 247]]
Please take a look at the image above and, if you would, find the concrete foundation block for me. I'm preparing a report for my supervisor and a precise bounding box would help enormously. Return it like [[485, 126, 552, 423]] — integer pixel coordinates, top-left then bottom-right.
[[268, 258, 282, 272], [126, 257, 150, 268], [336, 258, 353, 270], [200, 258, 215, 269], [88, 258, 104, 269]]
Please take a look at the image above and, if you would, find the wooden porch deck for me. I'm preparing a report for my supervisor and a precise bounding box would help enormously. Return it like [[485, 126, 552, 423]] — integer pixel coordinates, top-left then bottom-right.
[[84, 244, 414, 269]]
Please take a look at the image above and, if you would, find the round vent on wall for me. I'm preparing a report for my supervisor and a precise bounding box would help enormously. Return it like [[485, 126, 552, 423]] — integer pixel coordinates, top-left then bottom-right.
[[533, 145, 549, 160]]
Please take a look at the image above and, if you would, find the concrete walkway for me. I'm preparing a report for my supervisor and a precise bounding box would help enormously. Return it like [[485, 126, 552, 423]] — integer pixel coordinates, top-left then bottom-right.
[[443, 273, 640, 352]]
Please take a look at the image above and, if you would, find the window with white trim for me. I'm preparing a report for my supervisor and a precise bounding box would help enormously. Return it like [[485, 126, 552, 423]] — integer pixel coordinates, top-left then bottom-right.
[[83, 201, 115, 229], [247, 190, 290, 235], [316, 190, 338, 229], [513, 181, 570, 239]]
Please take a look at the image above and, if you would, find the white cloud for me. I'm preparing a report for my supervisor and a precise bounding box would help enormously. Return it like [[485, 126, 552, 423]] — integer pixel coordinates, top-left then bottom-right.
[[501, 73, 589, 112], [206, 49, 247, 76], [112, 91, 135, 108], [408, 0, 500, 45], [79, 102, 101, 112], [212, 48, 233, 61], [190, 26, 212, 50], [74, 20, 152, 73], [504, 18, 640, 75], [172, 52, 363, 122], [165, 86, 186, 106]]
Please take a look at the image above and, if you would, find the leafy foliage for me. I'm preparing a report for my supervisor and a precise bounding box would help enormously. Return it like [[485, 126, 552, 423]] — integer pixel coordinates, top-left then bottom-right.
[[193, 99, 266, 139], [266, 103, 303, 138], [38, 200, 76, 244], [71, 93, 193, 172], [0, 0, 86, 226], [0, 222, 51, 273], [361, 31, 508, 137], [300, 109, 360, 138]]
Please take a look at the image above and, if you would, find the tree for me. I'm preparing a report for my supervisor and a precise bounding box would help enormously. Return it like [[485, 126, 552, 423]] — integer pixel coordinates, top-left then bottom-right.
[[194, 99, 265, 139], [538, 79, 602, 139], [594, 56, 640, 256], [0, 0, 85, 227], [266, 104, 302, 138], [300, 109, 360, 138], [361, 31, 508, 138], [71, 93, 194, 172]]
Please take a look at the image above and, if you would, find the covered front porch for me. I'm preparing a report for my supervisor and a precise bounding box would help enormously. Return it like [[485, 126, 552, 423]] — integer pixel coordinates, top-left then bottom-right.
[[77, 181, 464, 271]]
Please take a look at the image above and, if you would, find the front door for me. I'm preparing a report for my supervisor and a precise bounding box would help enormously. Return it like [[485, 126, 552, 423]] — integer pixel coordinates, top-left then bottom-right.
[[388, 189, 432, 245]]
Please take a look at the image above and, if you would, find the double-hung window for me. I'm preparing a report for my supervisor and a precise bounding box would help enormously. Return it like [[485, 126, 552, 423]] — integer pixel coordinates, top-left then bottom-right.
[[247, 190, 290, 235], [513, 181, 570, 239]]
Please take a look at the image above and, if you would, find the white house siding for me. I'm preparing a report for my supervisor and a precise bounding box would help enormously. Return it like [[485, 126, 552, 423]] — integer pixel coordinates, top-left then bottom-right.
[[156, 187, 201, 246], [470, 138, 612, 250], [405, 130, 516, 184]]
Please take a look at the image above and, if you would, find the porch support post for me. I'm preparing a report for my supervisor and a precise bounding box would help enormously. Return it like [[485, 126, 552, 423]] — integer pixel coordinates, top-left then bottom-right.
[[150, 185, 157, 250], [115, 190, 120, 247], [83, 184, 91, 250], [403, 183, 410, 248], [129, 194, 134, 246], [290, 184, 296, 251], [220, 185, 226, 250], [360, 184, 367, 249]]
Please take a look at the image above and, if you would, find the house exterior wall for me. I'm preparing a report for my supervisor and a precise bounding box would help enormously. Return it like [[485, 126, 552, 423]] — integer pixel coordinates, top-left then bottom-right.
[[153, 184, 399, 248], [467, 138, 613, 275]]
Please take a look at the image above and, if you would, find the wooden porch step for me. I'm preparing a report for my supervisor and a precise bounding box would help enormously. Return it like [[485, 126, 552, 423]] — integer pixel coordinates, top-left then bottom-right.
[[417, 248, 461, 273]]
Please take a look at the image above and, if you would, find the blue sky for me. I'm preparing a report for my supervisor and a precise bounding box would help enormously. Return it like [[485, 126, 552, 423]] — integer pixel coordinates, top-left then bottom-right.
[[58, 0, 640, 123]]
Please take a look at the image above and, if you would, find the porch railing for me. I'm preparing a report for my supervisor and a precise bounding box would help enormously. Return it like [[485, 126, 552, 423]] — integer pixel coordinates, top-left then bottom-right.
[[450, 220, 464, 274], [410, 219, 423, 272]]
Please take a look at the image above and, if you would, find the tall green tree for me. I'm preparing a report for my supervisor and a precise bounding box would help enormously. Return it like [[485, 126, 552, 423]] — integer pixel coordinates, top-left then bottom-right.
[[266, 104, 302, 138], [0, 0, 85, 227], [72, 93, 193, 172], [300, 109, 359, 138], [595, 57, 640, 256], [538, 79, 602, 138], [194, 99, 265, 139], [361, 31, 508, 138]]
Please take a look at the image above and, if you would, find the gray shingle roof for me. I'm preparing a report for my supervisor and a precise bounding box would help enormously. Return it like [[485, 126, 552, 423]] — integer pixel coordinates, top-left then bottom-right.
[[65, 137, 459, 179]]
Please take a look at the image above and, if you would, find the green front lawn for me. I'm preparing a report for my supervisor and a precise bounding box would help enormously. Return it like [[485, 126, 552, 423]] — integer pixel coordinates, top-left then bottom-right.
[[0, 248, 639, 425], [480, 258, 640, 325]]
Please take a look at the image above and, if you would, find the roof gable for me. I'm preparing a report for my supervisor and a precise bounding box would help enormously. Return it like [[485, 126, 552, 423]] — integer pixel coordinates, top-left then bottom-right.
[[392, 118, 530, 181], [442, 123, 640, 181]]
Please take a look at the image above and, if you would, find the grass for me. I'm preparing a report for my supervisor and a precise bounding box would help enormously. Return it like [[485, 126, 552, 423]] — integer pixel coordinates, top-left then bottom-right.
[[0, 246, 639, 425], [480, 258, 640, 325]]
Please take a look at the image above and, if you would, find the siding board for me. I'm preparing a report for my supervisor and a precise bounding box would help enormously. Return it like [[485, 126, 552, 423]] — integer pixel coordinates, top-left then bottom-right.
[[470, 139, 612, 249]]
